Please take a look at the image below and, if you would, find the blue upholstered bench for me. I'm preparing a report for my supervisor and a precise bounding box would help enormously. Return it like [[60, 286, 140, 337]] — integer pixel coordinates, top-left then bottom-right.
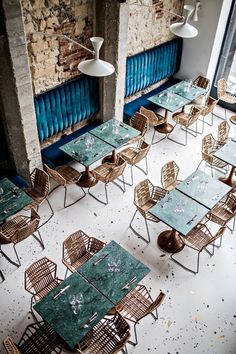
[[34, 75, 100, 168], [124, 38, 182, 120], [41, 120, 101, 168]]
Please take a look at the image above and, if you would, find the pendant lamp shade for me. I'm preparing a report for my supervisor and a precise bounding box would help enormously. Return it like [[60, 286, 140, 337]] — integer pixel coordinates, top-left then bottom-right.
[[78, 37, 115, 77], [170, 5, 198, 39]]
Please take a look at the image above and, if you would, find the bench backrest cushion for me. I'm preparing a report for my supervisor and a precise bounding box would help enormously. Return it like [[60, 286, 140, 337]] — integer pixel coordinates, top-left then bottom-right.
[[125, 38, 182, 97], [34, 76, 100, 143]]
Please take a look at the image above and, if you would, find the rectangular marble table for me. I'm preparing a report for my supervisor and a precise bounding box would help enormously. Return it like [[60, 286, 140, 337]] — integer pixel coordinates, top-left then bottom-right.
[[34, 272, 113, 349], [90, 118, 140, 148], [78, 240, 150, 305], [213, 140, 236, 167], [176, 169, 231, 209], [60, 132, 114, 167], [149, 189, 208, 237], [0, 178, 32, 224], [147, 91, 190, 113], [166, 80, 207, 101]]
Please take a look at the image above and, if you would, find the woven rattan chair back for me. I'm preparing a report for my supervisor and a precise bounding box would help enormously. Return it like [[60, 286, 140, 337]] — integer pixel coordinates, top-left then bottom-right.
[[132, 141, 150, 165], [13, 209, 40, 244], [134, 179, 153, 212], [217, 78, 227, 99], [3, 337, 22, 354], [63, 230, 90, 265], [201, 134, 214, 161], [30, 168, 50, 198], [139, 106, 164, 126], [226, 193, 236, 213], [107, 156, 126, 182], [161, 161, 179, 190], [201, 96, 217, 116], [44, 165, 66, 186], [193, 75, 210, 90], [25, 257, 57, 295], [217, 121, 230, 145], [130, 112, 148, 136], [188, 106, 202, 126]]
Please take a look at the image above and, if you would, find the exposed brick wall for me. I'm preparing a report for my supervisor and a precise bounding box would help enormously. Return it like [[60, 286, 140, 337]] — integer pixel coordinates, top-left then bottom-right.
[[21, 0, 94, 95], [127, 0, 183, 56]]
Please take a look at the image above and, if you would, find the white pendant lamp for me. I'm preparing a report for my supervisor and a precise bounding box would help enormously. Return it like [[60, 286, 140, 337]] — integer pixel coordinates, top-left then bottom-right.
[[78, 37, 115, 77], [33, 33, 115, 77], [170, 5, 198, 38]]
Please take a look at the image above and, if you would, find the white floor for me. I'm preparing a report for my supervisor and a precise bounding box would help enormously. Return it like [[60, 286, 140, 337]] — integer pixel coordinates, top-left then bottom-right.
[[0, 106, 236, 354]]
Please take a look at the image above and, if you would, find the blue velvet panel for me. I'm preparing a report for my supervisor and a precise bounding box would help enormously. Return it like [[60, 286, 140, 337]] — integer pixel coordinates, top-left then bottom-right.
[[35, 76, 100, 143], [125, 38, 182, 97]]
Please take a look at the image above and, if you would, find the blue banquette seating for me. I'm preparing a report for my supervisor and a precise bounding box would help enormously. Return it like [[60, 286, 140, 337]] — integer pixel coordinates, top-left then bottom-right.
[[35, 75, 100, 168], [124, 38, 182, 119]]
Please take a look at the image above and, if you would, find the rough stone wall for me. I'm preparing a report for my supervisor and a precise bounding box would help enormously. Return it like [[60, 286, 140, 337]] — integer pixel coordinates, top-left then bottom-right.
[[21, 0, 94, 95], [127, 0, 183, 55]]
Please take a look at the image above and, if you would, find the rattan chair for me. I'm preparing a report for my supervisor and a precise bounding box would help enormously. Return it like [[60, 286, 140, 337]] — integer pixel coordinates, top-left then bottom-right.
[[25, 168, 54, 226], [130, 179, 167, 243], [77, 312, 130, 354], [197, 134, 228, 176], [139, 106, 166, 144], [88, 156, 126, 205], [25, 257, 62, 316], [62, 230, 105, 278], [118, 140, 150, 186], [206, 192, 236, 233], [196, 96, 218, 132], [116, 285, 165, 346], [129, 112, 148, 144], [171, 224, 226, 274], [216, 121, 230, 147], [214, 78, 236, 120], [44, 164, 85, 208], [161, 160, 181, 191], [168, 106, 202, 145], [0, 208, 43, 267], [192, 75, 211, 105], [3, 321, 63, 354]]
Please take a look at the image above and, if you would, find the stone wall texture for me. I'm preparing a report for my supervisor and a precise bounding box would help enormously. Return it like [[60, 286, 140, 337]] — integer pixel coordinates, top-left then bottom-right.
[[21, 0, 94, 95], [127, 0, 183, 55]]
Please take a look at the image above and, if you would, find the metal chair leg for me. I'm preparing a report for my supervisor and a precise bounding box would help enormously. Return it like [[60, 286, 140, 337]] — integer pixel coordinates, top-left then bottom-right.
[[88, 183, 108, 205], [0, 269, 5, 282], [0, 245, 20, 267], [32, 230, 45, 250], [63, 186, 86, 208], [129, 210, 151, 244], [38, 198, 54, 228], [128, 322, 138, 346], [171, 249, 200, 274]]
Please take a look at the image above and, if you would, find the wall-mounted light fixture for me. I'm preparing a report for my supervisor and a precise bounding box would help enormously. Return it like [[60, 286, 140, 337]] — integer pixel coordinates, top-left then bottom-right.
[[31, 33, 115, 77]]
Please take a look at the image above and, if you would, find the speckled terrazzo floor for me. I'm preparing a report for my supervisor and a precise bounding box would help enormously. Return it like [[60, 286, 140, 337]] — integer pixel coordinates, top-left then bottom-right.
[[0, 106, 236, 354]]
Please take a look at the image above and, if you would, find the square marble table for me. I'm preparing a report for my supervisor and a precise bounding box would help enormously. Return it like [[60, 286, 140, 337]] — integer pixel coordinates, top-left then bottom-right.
[[34, 272, 113, 349], [176, 169, 231, 209], [0, 178, 32, 224], [147, 91, 191, 135], [78, 240, 150, 305], [60, 132, 114, 188], [149, 189, 208, 253], [213, 140, 236, 186], [90, 118, 140, 149], [167, 80, 207, 101]]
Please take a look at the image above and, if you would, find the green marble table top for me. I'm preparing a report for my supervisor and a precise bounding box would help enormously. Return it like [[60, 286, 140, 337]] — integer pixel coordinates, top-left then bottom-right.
[[60, 132, 114, 167], [176, 170, 231, 209], [78, 240, 150, 305], [90, 118, 140, 148], [149, 189, 208, 236], [148, 91, 190, 112], [167, 81, 207, 101], [213, 140, 236, 167], [0, 178, 32, 224], [34, 272, 113, 349]]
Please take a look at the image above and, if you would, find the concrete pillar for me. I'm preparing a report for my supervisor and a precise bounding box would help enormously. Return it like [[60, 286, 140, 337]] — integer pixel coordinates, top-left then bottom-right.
[[0, 0, 42, 180], [95, 0, 129, 122]]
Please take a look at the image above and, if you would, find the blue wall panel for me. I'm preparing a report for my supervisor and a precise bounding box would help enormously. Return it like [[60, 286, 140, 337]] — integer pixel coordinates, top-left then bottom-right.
[[125, 38, 182, 97]]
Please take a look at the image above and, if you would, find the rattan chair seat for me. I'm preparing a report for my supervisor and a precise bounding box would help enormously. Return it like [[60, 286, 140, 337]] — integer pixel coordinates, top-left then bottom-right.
[[93, 164, 114, 182], [78, 312, 130, 354], [139, 106, 165, 126], [35, 278, 62, 301], [55, 165, 81, 185], [184, 227, 213, 251], [3, 321, 63, 354], [207, 193, 236, 227]]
